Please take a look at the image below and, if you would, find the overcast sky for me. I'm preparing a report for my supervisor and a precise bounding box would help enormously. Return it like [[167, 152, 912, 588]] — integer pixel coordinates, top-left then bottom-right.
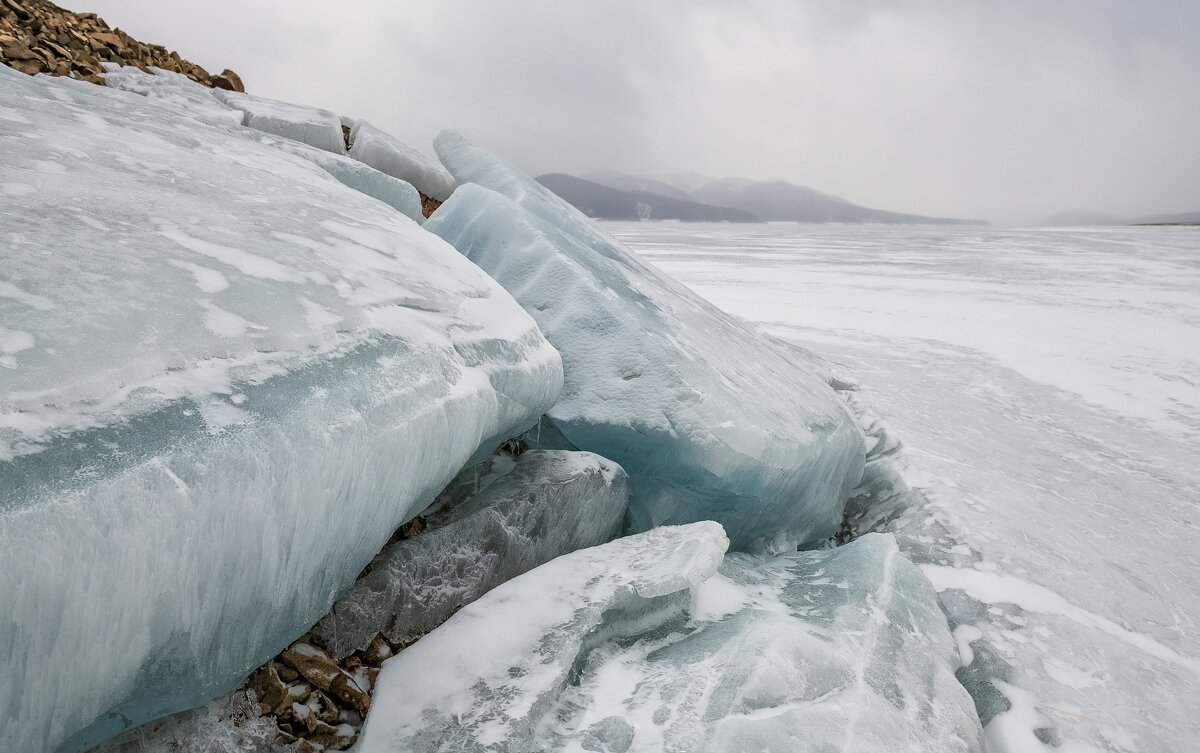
[[82, 0, 1200, 223]]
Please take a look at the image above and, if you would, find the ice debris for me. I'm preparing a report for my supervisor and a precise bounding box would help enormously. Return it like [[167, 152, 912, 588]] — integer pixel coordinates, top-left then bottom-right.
[[357, 530, 981, 753]]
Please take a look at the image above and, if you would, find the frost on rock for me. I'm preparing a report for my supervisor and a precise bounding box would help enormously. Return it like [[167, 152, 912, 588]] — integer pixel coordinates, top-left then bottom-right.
[[0, 66, 562, 753], [349, 119, 456, 201], [357, 530, 981, 753], [356, 522, 730, 753], [213, 88, 346, 154], [425, 133, 866, 552], [312, 449, 629, 658]]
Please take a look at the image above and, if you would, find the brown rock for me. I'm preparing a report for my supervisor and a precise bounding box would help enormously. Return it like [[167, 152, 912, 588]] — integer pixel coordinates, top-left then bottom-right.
[[211, 67, 243, 92], [91, 30, 122, 49], [1, 38, 36, 60], [308, 720, 355, 750], [9, 56, 42, 74], [420, 193, 443, 219], [365, 634, 393, 665], [247, 663, 289, 715], [314, 690, 339, 723], [287, 700, 319, 734], [276, 662, 299, 683], [296, 739, 323, 753], [280, 642, 372, 714]]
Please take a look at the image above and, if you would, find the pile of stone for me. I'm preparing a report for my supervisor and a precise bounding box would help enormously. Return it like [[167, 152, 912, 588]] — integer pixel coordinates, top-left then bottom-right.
[[0, 0, 241, 89], [245, 633, 399, 752]]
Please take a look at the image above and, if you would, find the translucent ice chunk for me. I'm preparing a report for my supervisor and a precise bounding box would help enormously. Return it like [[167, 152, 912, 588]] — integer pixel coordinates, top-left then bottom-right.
[[356, 522, 730, 752], [426, 138, 865, 551], [213, 88, 345, 154], [312, 449, 629, 657], [348, 120, 456, 200], [358, 532, 981, 753], [0, 66, 561, 753]]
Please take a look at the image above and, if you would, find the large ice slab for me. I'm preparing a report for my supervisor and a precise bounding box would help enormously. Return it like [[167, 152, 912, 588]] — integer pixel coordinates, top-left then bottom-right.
[[213, 88, 346, 154], [0, 66, 562, 753], [425, 134, 865, 552], [349, 120, 456, 200], [312, 449, 629, 657], [356, 522, 729, 753], [357, 530, 981, 752]]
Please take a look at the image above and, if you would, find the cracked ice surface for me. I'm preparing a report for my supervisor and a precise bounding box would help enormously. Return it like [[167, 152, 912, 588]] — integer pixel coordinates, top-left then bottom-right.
[[426, 132, 865, 552], [611, 220, 1200, 753], [0, 66, 561, 753], [312, 449, 629, 658], [358, 529, 981, 753], [212, 88, 346, 154]]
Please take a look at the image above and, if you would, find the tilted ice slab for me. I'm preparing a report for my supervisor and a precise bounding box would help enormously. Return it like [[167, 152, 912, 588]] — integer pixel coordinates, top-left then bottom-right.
[[312, 449, 629, 657], [213, 88, 346, 154], [356, 522, 729, 752], [357, 529, 981, 753], [102, 66, 424, 222], [0, 66, 562, 753], [349, 119, 456, 200], [425, 134, 865, 552]]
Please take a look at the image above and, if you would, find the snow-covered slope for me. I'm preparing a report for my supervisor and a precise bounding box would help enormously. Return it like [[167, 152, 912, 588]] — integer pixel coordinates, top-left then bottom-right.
[[357, 528, 980, 753], [425, 133, 865, 553], [0, 65, 561, 753]]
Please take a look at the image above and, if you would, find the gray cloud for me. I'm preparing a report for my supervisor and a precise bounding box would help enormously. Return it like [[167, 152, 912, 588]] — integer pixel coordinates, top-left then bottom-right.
[[79, 0, 1200, 222]]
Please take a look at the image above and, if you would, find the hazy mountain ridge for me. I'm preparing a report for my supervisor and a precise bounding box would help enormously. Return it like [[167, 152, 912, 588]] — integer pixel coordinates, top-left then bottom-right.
[[535, 173, 760, 222], [1047, 209, 1200, 226], [556, 171, 987, 225]]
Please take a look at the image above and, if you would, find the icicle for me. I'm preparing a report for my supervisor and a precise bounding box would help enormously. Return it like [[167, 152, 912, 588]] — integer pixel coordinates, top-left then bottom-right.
[[474, 466, 480, 493], [537, 416, 542, 443]]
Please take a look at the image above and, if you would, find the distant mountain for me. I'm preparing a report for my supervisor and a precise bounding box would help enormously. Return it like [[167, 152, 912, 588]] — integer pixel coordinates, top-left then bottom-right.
[[583, 172, 694, 201], [1045, 210, 1122, 226], [691, 177, 987, 225], [1127, 211, 1200, 225], [536, 174, 760, 222], [1044, 210, 1200, 226]]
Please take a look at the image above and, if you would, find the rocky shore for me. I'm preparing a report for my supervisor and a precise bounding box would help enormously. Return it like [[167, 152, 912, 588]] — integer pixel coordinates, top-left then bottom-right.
[[0, 0, 241, 88]]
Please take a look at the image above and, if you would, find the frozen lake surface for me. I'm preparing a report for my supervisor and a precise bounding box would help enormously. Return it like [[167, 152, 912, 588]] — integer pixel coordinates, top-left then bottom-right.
[[608, 221, 1200, 753]]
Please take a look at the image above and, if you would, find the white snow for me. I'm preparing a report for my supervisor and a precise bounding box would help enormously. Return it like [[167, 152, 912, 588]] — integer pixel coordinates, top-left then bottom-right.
[[610, 220, 1200, 753], [0, 65, 562, 753], [427, 133, 866, 552]]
